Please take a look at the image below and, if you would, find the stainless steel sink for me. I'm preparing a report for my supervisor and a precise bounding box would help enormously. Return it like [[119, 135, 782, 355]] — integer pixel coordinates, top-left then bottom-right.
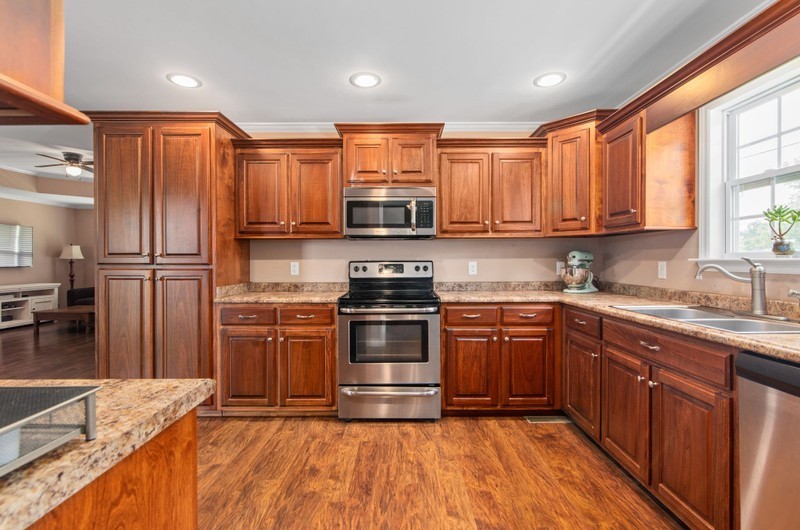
[[682, 318, 800, 334], [614, 305, 728, 320]]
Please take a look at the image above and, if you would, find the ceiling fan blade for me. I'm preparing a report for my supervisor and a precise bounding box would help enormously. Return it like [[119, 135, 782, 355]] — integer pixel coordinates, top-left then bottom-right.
[[34, 163, 66, 168], [81, 166, 94, 174], [36, 153, 67, 162], [83, 161, 94, 166]]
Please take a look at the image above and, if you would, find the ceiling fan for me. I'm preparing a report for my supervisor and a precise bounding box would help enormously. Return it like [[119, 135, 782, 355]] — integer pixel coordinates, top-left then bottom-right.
[[35, 152, 94, 178]]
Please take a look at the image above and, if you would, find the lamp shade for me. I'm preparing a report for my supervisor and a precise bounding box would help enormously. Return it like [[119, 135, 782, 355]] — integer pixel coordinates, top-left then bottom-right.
[[59, 244, 84, 260]]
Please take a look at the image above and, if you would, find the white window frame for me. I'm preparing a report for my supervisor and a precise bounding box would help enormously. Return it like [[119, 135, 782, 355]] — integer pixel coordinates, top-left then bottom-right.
[[697, 56, 800, 274]]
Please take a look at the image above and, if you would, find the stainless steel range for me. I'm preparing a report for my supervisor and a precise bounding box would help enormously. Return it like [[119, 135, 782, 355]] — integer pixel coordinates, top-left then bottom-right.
[[338, 260, 441, 420]]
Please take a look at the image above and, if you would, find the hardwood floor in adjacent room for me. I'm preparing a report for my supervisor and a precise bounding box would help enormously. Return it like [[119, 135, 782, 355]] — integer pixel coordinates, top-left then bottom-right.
[[0, 322, 95, 379], [197, 417, 681, 529]]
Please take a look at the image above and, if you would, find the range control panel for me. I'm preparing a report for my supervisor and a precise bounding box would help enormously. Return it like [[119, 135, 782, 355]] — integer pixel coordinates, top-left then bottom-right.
[[349, 260, 434, 279]]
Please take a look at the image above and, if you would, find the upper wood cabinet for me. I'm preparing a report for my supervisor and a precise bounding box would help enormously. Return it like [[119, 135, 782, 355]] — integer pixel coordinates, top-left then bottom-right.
[[233, 139, 342, 238], [335, 123, 443, 186], [437, 140, 545, 237], [599, 110, 696, 233], [534, 110, 614, 235]]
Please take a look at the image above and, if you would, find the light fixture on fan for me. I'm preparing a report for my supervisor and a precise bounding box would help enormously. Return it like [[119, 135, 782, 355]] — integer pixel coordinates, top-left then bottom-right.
[[35, 152, 94, 179]]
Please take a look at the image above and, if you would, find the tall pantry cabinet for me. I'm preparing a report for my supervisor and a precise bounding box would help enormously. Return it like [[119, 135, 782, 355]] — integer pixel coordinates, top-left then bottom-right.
[[90, 112, 250, 409]]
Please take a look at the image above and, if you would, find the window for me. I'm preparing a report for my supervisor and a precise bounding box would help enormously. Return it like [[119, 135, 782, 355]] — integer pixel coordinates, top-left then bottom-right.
[[700, 58, 800, 271]]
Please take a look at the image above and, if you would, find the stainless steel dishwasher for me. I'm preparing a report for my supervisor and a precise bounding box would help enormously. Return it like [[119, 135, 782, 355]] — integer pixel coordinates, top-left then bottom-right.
[[736, 351, 800, 530]]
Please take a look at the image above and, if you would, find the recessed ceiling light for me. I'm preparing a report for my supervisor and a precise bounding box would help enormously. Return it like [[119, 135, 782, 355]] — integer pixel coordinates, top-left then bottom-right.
[[533, 72, 567, 88], [166, 73, 203, 88], [349, 72, 381, 88]]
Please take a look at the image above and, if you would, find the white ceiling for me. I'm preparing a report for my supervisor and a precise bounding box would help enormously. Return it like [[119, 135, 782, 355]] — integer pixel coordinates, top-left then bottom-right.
[[0, 0, 778, 184]]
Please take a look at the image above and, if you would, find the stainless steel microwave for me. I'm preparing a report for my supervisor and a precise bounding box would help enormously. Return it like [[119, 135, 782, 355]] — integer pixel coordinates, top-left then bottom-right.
[[343, 187, 436, 238]]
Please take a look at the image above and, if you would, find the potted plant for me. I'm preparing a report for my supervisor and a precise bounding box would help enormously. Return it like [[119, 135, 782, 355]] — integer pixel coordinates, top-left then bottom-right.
[[763, 205, 799, 256]]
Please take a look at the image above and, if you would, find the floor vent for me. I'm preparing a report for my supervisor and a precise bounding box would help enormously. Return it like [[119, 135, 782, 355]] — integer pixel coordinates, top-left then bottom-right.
[[524, 416, 572, 424]]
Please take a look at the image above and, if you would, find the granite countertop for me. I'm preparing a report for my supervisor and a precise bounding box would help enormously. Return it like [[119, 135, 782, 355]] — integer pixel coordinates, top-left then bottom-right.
[[215, 291, 346, 304], [0, 378, 214, 530], [439, 290, 800, 364]]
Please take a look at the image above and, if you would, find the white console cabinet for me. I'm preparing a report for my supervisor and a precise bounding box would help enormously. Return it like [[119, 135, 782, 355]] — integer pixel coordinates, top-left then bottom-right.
[[0, 283, 60, 330]]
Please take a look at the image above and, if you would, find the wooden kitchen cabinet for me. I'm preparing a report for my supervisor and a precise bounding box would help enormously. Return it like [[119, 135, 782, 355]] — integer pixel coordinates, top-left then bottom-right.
[[563, 326, 602, 441], [335, 123, 442, 186], [599, 110, 696, 233], [534, 110, 613, 235], [601, 318, 734, 530], [437, 140, 545, 238], [216, 303, 336, 414], [233, 140, 342, 238], [443, 303, 558, 411]]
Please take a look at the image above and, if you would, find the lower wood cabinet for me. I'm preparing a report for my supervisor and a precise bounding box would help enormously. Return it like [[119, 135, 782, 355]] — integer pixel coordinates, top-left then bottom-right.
[[217, 303, 336, 414], [563, 329, 602, 441], [443, 304, 558, 411], [601, 317, 733, 530]]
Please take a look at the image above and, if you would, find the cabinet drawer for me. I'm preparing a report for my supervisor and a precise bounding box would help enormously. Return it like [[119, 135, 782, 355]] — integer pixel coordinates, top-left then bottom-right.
[[444, 305, 499, 326], [219, 305, 276, 326], [279, 306, 334, 326], [603, 319, 733, 388], [565, 308, 602, 338], [31, 299, 55, 312], [501, 305, 553, 325]]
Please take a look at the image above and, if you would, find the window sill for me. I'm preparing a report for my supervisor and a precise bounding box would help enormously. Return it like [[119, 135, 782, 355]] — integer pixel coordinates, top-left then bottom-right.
[[691, 258, 800, 275]]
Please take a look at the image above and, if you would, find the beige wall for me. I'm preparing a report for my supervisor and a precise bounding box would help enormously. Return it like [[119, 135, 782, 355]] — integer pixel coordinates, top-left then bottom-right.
[[250, 238, 601, 283], [0, 198, 95, 307], [599, 230, 800, 302]]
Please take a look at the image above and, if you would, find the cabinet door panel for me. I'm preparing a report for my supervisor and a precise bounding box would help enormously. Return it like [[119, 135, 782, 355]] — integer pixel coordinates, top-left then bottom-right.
[[563, 331, 601, 441], [391, 137, 434, 184], [439, 152, 491, 234], [551, 128, 591, 232], [603, 114, 643, 229], [491, 152, 543, 233], [236, 153, 289, 234], [602, 346, 650, 482], [445, 328, 499, 407], [95, 125, 152, 264], [345, 137, 389, 184], [97, 269, 153, 378], [500, 328, 553, 407], [153, 126, 211, 264], [279, 328, 334, 407], [651, 367, 731, 530], [153, 270, 211, 380], [220, 328, 277, 408], [290, 151, 341, 234]]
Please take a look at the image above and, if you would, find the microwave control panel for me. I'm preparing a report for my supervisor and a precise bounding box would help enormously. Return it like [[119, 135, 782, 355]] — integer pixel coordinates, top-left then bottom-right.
[[416, 200, 434, 228]]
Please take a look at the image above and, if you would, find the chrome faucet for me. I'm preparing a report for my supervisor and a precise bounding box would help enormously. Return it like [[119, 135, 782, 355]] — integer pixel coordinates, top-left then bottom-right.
[[695, 257, 769, 316]]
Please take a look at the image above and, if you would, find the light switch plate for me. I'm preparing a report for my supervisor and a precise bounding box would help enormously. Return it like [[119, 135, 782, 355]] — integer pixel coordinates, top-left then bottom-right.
[[290, 261, 300, 276], [556, 261, 565, 277], [468, 261, 478, 275], [658, 261, 667, 279]]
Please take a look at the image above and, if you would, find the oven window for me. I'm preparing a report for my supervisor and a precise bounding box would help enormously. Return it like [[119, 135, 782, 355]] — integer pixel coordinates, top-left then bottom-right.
[[346, 200, 411, 228], [349, 321, 428, 363]]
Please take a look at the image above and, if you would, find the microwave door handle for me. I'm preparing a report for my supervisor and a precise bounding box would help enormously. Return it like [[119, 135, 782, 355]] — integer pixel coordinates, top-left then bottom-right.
[[410, 198, 417, 232]]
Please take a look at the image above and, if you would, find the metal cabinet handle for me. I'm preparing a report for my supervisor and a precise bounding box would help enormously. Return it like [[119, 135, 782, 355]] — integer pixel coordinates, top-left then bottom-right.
[[238, 315, 257, 319], [267, 337, 273, 342], [492, 336, 498, 342], [519, 313, 538, 319], [591, 353, 599, 359], [143, 277, 151, 282], [495, 220, 500, 224], [280, 221, 285, 226], [279, 337, 285, 342], [295, 314, 316, 319], [342, 388, 439, 397], [291, 221, 296, 226], [504, 336, 510, 342], [648, 381, 658, 388], [393, 169, 398, 175], [628, 209, 638, 214], [143, 252, 150, 257], [574, 319, 586, 325], [154, 252, 162, 257], [580, 216, 587, 222], [639, 341, 660, 352], [637, 375, 646, 382], [156, 276, 163, 282], [382, 170, 387, 174], [462, 314, 481, 319], [484, 220, 489, 225]]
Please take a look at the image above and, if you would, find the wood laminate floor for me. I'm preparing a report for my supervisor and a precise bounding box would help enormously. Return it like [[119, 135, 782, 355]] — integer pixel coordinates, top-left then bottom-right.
[[197, 417, 682, 530], [0, 321, 95, 379]]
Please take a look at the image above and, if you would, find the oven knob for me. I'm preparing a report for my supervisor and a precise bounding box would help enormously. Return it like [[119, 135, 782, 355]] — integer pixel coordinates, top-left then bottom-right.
[[415, 265, 420, 272], [363, 266, 368, 272], [353, 266, 360, 272], [423, 265, 429, 272]]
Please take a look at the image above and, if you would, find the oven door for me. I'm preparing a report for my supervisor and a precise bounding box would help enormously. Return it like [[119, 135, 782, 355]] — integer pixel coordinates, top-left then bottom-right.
[[338, 313, 441, 385], [343, 198, 414, 237]]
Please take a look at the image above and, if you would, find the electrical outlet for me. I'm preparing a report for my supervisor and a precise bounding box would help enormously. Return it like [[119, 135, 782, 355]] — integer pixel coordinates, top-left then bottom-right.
[[556, 261, 565, 277], [658, 261, 667, 279], [468, 261, 478, 275], [290, 261, 300, 276]]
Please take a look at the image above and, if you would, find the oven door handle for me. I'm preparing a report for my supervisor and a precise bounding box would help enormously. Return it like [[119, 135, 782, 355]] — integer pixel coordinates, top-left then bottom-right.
[[339, 306, 439, 314], [341, 388, 440, 397]]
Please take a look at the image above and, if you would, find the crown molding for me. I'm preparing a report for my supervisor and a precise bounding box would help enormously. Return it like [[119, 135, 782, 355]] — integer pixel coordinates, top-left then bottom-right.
[[437, 137, 547, 148], [530, 110, 616, 137], [444, 122, 541, 133], [85, 111, 249, 138], [232, 138, 342, 149], [239, 122, 337, 134], [334, 123, 444, 137]]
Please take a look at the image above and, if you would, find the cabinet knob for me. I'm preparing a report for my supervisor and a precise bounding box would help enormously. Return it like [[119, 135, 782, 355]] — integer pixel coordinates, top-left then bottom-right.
[[279, 337, 285, 342], [267, 337, 273, 342], [142, 252, 150, 257], [492, 336, 498, 342], [280, 221, 285, 226], [382, 170, 387, 175], [484, 220, 489, 225], [591, 353, 599, 359], [154, 252, 162, 257], [393, 169, 398, 175], [648, 381, 658, 388], [637, 375, 646, 382], [291, 221, 296, 226], [504, 336, 510, 342], [143, 277, 151, 282], [494, 220, 500, 224], [580, 216, 587, 222], [628, 209, 638, 214]]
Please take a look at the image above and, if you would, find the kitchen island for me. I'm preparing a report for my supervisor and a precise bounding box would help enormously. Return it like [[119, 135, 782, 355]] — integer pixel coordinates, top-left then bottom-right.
[[0, 378, 214, 530]]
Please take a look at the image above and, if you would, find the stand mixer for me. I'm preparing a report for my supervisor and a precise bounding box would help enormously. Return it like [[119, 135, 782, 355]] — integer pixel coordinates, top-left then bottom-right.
[[561, 251, 598, 293]]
